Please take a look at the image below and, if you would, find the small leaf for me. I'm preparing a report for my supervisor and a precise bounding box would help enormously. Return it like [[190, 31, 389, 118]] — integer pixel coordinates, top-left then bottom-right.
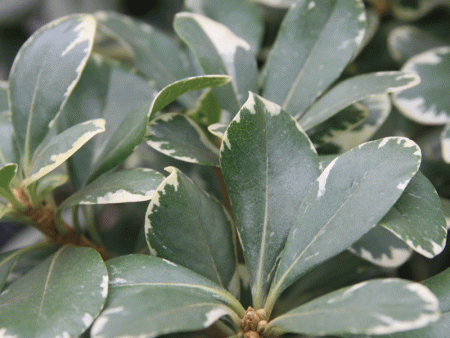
[[60, 168, 164, 207], [147, 113, 219, 166], [91, 255, 244, 338], [9, 14, 96, 167], [208, 123, 227, 139], [0, 245, 108, 338], [299, 71, 420, 130], [267, 279, 439, 336], [392, 47, 450, 125], [145, 167, 237, 290], [174, 12, 258, 118], [187, 89, 223, 126], [379, 171, 447, 258], [267, 137, 422, 307], [262, 0, 366, 117], [0, 163, 17, 198], [35, 173, 69, 200], [220, 93, 321, 308], [23, 119, 105, 185]]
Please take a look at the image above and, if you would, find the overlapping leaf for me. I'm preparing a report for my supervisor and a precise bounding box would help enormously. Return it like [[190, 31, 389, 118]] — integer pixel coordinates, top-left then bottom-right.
[[220, 93, 321, 308], [145, 167, 237, 290], [262, 0, 366, 117], [0, 246, 108, 338], [9, 14, 96, 168]]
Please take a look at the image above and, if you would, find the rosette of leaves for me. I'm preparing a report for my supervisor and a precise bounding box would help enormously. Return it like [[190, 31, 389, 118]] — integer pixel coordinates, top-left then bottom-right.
[[92, 93, 447, 338]]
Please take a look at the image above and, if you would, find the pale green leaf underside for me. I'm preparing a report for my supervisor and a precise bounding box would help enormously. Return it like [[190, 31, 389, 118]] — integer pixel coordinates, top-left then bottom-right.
[[174, 12, 258, 118], [220, 93, 321, 308], [9, 14, 96, 166], [268, 279, 439, 336], [147, 113, 219, 166], [262, 0, 366, 117], [208, 123, 227, 139], [392, 47, 450, 125], [298, 71, 420, 130], [145, 167, 237, 290], [60, 168, 164, 207], [0, 246, 108, 338], [268, 137, 422, 306], [23, 119, 105, 185]]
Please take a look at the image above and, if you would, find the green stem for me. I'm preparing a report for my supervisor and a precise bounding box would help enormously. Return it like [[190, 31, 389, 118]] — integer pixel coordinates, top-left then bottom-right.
[[72, 205, 83, 234], [263, 289, 279, 317], [84, 205, 105, 247], [26, 182, 39, 208]]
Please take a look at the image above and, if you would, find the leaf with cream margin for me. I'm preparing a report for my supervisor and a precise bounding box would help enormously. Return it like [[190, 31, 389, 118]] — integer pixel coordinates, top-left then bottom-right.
[[147, 113, 219, 166], [91, 255, 244, 338], [0, 246, 108, 338], [378, 171, 447, 259], [266, 279, 439, 336], [220, 93, 321, 308], [208, 123, 227, 139], [261, 0, 366, 118], [59, 168, 164, 208], [145, 167, 237, 291], [298, 71, 420, 130], [441, 123, 450, 164], [174, 12, 258, 118], [392, 47, 450, 125], [266, 137, 422, 310], [9, 14, 96, 169], [23, 119, 105, 185]]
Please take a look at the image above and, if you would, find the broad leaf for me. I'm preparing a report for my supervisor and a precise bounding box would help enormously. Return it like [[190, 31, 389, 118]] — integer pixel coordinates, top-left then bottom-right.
[[147, 113, 219, 166], [267, 279, 439, 336], [91, 255, 244, 338], [174, 12, 258, 118], [298, 71, 420, 130], [267, 137, 422, 307], [145, 167, 237, 290], [60, 168, 164, 207], [23, 119, 105, 185], [220, 93, 321, 308], [0, 245, 108, 338], [392, 47, 450, 125], [261, 0, 366, 117], [9, 14, 96, 168], [379, 171, 447, 258]]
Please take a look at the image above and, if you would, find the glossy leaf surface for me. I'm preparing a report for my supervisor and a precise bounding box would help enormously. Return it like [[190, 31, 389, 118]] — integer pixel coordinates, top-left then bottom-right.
[[0, 246, 108, 338], [262, 0, 366, 117], [146, 167, 237, 290], [220, 93, 321, 307], [268, 137, 422, 306], [9, 14, 96, 167]]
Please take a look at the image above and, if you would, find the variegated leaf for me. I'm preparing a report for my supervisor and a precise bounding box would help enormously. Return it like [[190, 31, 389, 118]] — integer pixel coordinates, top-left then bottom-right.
[[208, 123, 227, 139], [9, 14, 96, 168]]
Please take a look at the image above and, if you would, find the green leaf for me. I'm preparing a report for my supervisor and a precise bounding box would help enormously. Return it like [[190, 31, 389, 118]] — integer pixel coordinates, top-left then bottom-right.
[[267, 137, 422, 308], [187, 89, 223, 126], [9, 14, 96, 168], [94, 11, 194, 105], [35, 173, 69, 200], [441, 123, 450, 163], [147, 75, 231, 120], [379, 171, 447, 258], [267, 279, 439, 336], [298, 71, 420, 130], [208, 123, 227, 139], [349, 225, 413, 268], [392, 47, 450, 125], [220, 93, 321, 308], [0, 107, 17, 166], [388, 25, 447, 64], [147, 113, 219, 166], [261, 0, 366, 117], [174, 12, 258, 118], [184, 0, 264, 52], [145, 167, 237, 291], [60, 168, 164, 207], [0, 245, 108, 338], [0, 163, 17, 198], [91, 255, 244, 338], [23, 119, 105, 185]]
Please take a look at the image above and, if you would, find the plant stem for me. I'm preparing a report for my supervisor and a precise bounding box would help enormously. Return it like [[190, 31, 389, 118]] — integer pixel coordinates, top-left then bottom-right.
[[72, 205, 83, 234]]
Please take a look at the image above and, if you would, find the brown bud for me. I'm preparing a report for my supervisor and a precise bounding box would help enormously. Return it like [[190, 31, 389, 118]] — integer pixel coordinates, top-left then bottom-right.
[[255, 309, 267, 321], [257, 320, 268, 334], [244, 331, 260, 338], [242, 307, 260, 332]]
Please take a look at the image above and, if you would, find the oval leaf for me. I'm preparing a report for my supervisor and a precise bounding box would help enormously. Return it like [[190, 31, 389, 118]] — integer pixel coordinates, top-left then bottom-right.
[[146, 113, 219, 166], [267, 279, 439, 336], [392, 47, 450, 125], [9, 14, 96, 167], [220, 93, 321, 308], [262, 0, 366, 117], [145, 167, 237, 290], [267, 137, 422, 307], [0, 245, 108, 338]]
